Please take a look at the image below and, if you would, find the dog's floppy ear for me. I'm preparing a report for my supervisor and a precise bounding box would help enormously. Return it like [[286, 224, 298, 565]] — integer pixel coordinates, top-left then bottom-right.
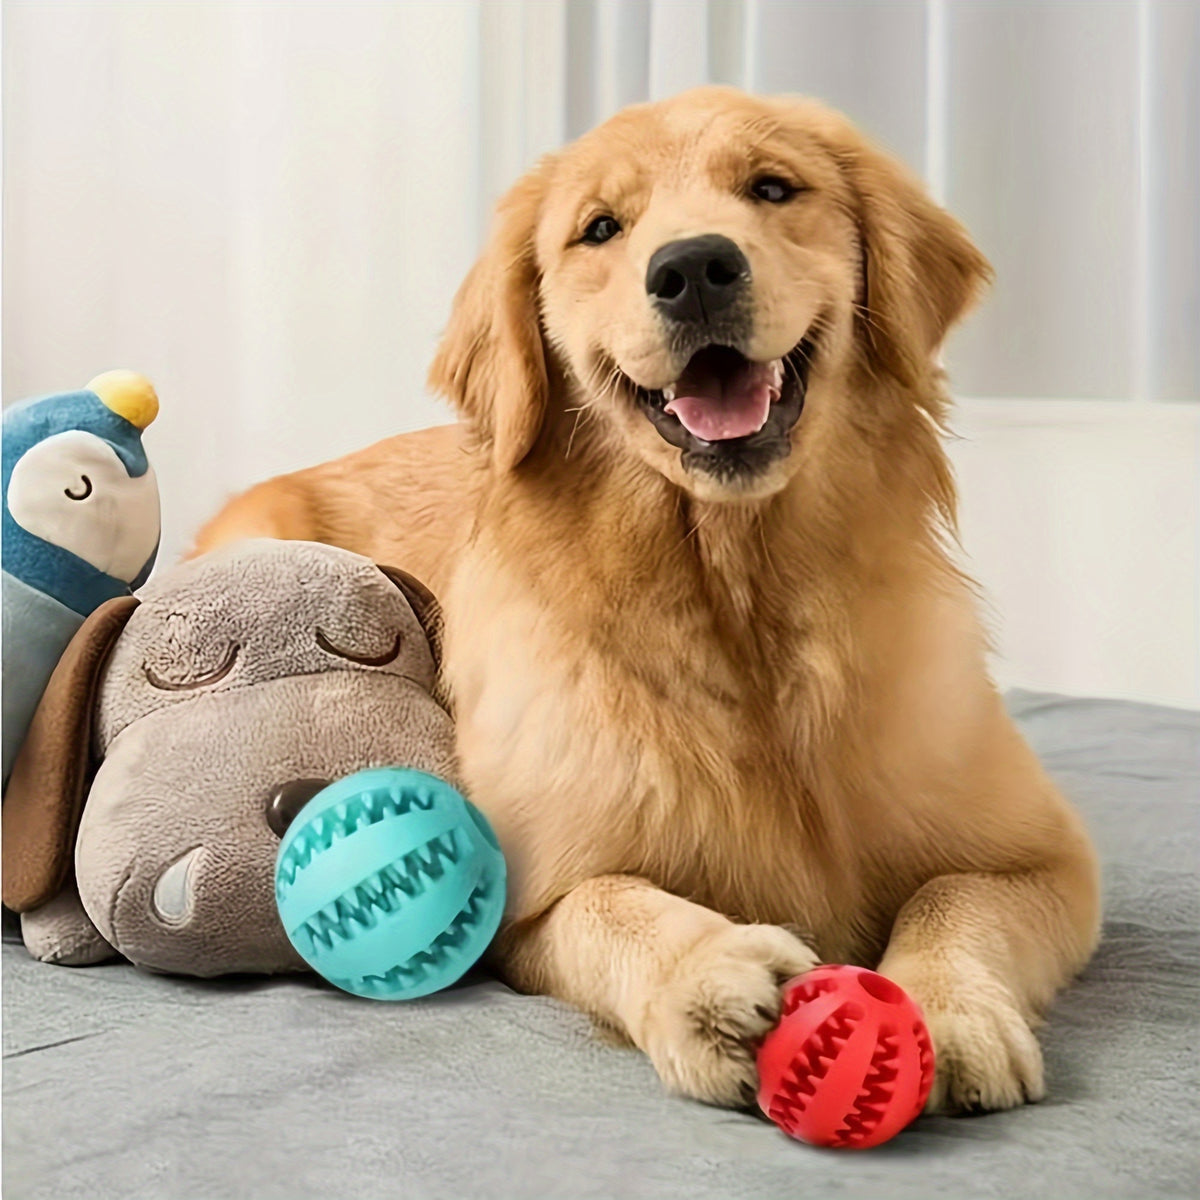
[[838, 130, 992, 386], [2, 595, 138, 912], [428, 167, 550, 471]]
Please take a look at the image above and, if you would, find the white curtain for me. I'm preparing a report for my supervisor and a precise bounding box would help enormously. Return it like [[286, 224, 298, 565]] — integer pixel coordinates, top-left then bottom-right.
[[5, 1, 487, 557], [4, 0, 1198, 704]]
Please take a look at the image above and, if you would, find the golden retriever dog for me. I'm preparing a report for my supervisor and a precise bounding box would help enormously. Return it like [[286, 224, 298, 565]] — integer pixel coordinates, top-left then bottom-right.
[[196, 87, 1100, 1115]]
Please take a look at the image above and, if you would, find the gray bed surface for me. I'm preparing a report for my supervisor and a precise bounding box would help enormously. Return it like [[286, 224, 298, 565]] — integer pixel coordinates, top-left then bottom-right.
[[4, 690, 1198, 1200]]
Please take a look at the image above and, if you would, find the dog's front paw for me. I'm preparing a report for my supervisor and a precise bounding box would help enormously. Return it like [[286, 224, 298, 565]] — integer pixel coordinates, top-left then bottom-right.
[[882, 961, 1044, 1114], [639, 922, 818, 1108], [921, 1001, 1044, 1114]]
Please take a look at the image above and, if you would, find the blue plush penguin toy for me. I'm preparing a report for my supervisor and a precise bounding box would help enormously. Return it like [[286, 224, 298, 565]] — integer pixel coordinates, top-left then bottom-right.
[[2, 371, 161, 782]]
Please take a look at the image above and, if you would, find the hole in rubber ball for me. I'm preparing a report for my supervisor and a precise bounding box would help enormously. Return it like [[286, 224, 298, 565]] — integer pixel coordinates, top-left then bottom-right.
[[857, 971, 904, 1004]]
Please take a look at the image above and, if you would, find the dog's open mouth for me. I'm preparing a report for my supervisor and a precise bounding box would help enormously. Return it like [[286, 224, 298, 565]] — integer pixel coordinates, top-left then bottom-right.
[[626, 340, 814, 479]]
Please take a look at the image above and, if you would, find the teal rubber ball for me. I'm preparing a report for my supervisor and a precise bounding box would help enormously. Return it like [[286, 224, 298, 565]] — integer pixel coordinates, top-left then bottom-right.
[[274, 767, 506, 1000]]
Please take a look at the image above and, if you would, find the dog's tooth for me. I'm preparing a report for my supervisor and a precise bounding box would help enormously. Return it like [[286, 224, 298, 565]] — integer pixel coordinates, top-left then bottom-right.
[[662, 384, 676, 403]]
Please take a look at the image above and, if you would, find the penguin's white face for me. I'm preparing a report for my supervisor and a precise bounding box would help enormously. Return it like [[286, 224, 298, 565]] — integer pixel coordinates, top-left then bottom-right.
[[7, 430, 160, 582]]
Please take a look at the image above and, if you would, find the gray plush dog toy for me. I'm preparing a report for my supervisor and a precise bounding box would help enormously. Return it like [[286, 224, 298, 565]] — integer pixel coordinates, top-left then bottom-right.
[[2, 538, 455, 977]]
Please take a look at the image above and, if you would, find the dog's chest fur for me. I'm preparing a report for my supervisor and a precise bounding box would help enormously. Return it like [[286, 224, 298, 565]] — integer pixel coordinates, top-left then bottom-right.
[[444, 491, 913, 964]]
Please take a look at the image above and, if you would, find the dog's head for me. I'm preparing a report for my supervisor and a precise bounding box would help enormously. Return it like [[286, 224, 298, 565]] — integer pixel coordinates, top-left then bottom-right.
[[430, 87, 989, 503]]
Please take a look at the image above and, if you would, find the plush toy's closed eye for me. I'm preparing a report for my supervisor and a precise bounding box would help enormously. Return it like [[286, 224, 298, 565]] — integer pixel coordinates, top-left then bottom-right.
[[376, 565, 444, 668], [315, 628, 402, 667], [144, 644, 240, 691]]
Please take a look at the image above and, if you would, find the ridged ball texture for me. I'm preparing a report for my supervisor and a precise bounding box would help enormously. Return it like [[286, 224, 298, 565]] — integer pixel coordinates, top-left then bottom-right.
[[757, 965, 935, 1149], [275, 768, 506, 1000]]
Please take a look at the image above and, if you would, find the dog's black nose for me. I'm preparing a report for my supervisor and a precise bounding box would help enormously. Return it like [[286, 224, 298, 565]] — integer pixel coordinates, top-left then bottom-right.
[[646, 234, 750, 325], [266, 779, 331, 837]]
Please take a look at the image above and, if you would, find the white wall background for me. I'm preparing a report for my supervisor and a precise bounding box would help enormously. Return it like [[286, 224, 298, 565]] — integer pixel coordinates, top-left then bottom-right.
[[4, 0, 1198, 709]]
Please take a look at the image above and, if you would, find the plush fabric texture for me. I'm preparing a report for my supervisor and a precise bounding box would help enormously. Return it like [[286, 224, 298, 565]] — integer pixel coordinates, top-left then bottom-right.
[[2, 538, 456, 977], [2, 690, 1196, 1199], [1, 572, 83, 783], [93, 538, 441, 751], [16, 889, 113, 967], [78, 671, 458, 976]]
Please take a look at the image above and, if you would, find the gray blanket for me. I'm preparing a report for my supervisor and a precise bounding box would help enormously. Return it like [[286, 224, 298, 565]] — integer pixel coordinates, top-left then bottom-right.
[[4, 691, 1198, 1199]]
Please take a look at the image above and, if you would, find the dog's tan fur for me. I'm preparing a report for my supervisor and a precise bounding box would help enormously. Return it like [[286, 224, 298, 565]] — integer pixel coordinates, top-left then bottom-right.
[[195, 88, 1099, 1113]]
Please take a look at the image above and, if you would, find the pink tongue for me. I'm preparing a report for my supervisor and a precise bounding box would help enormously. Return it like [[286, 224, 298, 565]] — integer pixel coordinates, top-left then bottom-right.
[[665, 359, 775, 441]]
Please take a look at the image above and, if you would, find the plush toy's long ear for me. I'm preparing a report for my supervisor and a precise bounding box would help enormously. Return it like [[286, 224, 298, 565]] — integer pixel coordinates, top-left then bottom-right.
[[377, 565, 444, 669], [427, 167, 550, 471], [377, 564, 450, 716], [2, 595, 137, 911], [836, 126, 992, 387]]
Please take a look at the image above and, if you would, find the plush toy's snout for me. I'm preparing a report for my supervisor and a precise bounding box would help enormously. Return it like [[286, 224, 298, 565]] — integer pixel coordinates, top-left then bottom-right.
[[2, 539, 457, 978]]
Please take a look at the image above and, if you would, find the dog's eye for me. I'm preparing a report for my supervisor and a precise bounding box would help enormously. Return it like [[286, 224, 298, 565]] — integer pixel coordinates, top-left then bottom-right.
[[749, 176, 799, 204], [581, 215, 622, 245]]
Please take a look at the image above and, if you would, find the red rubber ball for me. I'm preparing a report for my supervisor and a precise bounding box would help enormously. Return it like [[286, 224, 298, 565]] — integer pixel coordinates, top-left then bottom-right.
[[757, 965, 935, 1150]]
